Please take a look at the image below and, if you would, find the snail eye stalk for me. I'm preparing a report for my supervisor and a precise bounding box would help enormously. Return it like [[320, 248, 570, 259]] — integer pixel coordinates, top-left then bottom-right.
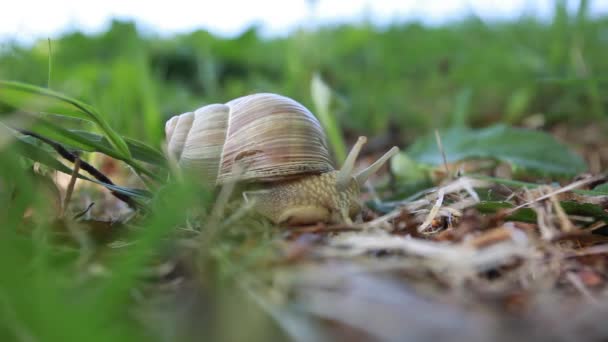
[[354, 146, 400, 186], [336, 136, 367, 190]]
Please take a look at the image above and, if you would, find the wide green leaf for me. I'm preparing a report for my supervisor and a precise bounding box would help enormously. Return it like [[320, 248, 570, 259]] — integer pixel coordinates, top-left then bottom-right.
[[405, 125, 587, 176]]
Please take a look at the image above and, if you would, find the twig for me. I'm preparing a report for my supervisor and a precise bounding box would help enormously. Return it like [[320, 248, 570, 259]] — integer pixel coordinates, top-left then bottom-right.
[[549, 194, 575, 232], [418, 188, 445, 233], [18, 129, 136, 208], [60, 156, 81, 218], [566, 244, 608, 258], [509, 175, 603, 212], [524, 187, 556, 240]]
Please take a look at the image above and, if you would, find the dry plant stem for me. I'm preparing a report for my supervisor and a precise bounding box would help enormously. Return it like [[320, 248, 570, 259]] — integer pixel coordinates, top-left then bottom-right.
[[60, 157, 81, 218], [359, 177, 487, 231], [525, 188, 556, 240], [418, 189, 445, 233], [466, 226, 515, 249], [18, 129, 136, 208], [326, 232, 529, 273], [566, 244, 608, 257], [589, 221, 608, 232], [549, 194, 574, 232], [438, 177, 489, 197], [461, 179, 480, 202], [60, 157, 94, 263], [510, 175, 604, 212], [358, 199, 429, 230], [418, 177, 485, 233]]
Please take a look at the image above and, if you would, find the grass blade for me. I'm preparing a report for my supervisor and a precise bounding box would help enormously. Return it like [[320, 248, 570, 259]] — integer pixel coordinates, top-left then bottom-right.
[[13, 136, 151, 203], [311, 73, 347, 163], [0, 80, 132, 159]]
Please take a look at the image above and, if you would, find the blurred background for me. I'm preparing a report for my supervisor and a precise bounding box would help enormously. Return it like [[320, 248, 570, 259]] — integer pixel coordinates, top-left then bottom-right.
[[2, 0, 606, 148], [1, 1, 608, 341]]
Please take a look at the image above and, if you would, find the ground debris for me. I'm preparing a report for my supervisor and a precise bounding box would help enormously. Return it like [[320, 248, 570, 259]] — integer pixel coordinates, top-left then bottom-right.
[[256, 174, 608, 341]]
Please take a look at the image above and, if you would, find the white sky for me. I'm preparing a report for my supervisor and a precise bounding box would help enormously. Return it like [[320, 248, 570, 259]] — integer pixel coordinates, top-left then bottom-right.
[[1, 0, 606, 42]]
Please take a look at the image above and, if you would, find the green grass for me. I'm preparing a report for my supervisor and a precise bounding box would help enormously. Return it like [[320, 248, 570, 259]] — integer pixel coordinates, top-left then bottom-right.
[[0, 2, 607, 341], [0, 74, 281, 342]]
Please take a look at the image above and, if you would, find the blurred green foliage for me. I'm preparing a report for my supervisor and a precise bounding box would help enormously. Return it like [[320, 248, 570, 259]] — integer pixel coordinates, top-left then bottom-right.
[[405, 124, 587, 176], [0, 2, 607, 341], [1, 2, 606, 146]]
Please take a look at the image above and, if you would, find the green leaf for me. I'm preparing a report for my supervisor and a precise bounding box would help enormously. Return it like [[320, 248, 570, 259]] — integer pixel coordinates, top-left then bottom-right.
[[405, 124, 587, 176], [591, 183, 608, 194], [0, 80, 132, 159], [560, 201, 608, 223]]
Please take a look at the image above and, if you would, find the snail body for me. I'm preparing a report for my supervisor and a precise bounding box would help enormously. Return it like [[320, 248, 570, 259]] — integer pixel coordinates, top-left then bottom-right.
[[165, 93, 398, 225]]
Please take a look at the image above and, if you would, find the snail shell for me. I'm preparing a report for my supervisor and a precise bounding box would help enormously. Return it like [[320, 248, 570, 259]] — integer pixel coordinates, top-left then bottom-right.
[[165, 93, 334, 184], [165, 93, 400, 225]]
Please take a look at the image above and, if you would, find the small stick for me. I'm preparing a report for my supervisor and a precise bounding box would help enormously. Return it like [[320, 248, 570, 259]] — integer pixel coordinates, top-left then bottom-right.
[[418, 188, 445, 233], [549, 194, 575, 232], [509, 175, 603, 212], [524, 188, 556, 240], [566, 243, 608, 258], [60, 156, 81, 218]]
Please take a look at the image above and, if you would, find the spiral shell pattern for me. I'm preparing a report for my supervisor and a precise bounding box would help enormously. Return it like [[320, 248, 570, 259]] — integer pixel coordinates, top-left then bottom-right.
[[165, 93, 334, 184]]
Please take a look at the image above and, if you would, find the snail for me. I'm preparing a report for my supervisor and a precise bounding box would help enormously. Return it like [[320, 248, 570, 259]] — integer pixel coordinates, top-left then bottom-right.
[[165, 93, 399, 225]]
